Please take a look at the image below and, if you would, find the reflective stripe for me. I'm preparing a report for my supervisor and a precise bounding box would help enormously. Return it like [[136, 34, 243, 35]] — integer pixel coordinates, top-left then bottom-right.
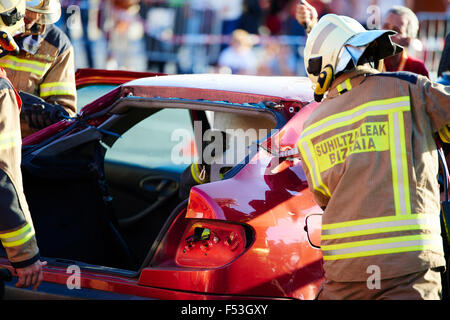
[[345, 79, 352, 90], [2, 56, 48, 69], [321, 214, 441, 240], [389, 111, 411, 215], [2, 0, 13, 8], [0, 56, 50, 77], [438, 125, 450, 143], [299, 140, 331, 197], [40, 82, 76, 97], [311, 23, 338, 54], [0, 131, 19, 151], [0, 224, 35, 248], [299, 96, 410, 139], [322, 235, 442, 260], [336, 78, 352, 94]]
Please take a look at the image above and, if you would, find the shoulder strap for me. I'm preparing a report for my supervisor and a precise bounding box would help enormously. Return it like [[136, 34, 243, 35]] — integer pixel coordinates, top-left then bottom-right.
[[370, 71, 418, 84]]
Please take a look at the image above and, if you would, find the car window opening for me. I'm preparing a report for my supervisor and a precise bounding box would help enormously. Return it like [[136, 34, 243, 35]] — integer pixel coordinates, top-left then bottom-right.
[[1, 102, 281, 275]]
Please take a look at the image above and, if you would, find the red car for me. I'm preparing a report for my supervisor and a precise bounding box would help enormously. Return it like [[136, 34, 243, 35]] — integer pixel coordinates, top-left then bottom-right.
[[0, 69, 325, 300]]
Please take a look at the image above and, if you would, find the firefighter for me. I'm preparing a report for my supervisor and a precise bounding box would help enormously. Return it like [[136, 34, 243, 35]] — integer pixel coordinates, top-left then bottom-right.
[[0, 0, 46, 291], [296, 1, 429, 77], [297, 14, 450, 299], [0, 0, 76, 138]]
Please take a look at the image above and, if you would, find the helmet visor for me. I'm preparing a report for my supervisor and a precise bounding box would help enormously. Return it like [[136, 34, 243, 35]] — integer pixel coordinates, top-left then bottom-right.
[[345, 29, 394, 48], [26, 0, 44, 6], [339, 29, 403, 70]]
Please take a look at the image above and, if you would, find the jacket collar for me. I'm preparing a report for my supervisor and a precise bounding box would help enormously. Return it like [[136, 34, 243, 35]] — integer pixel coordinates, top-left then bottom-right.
[[326, 66, 380, 100], [15, 25, 47, 55]]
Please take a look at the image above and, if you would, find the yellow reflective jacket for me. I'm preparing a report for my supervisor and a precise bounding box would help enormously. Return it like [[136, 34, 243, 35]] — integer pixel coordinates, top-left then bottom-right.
[[0, 24, 77, 138], [297, 66, 450, 282], [0, 76, 40, 268]]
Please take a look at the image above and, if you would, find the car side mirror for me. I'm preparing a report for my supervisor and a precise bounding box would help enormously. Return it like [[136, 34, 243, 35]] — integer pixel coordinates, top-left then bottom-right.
[[304, 214, 322, 249]]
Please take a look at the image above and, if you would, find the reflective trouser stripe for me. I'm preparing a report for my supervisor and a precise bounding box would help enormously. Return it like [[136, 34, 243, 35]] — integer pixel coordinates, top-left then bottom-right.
[[0, 56, 50, 76], [321, 214, 441, 240], [0, 223, 35, 248], [322, 235, 442, 260], [40, 82, 76, 97]]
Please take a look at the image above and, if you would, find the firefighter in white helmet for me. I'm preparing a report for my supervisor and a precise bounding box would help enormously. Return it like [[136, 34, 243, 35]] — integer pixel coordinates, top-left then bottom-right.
[[296, 1, 429, 77], [0, 0, 46, 292], [297, 14, 450, 299], [0, 0, 76, 138]]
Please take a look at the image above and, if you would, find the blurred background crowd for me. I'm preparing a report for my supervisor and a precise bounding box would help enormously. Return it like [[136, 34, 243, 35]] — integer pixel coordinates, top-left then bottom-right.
[[57, 0, 449, 81]]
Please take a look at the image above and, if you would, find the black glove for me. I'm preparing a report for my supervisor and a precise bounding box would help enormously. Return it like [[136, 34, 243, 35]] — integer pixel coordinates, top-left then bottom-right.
[[19, 91, 70, 130]]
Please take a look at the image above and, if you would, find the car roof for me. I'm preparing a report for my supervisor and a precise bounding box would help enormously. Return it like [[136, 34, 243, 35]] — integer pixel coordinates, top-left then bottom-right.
[[125, 73, 314, 101]]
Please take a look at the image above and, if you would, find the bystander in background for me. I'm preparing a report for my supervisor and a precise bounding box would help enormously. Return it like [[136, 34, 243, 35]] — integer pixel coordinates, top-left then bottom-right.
[[60, 0, 95, 68], [217, 29, 258, 74]]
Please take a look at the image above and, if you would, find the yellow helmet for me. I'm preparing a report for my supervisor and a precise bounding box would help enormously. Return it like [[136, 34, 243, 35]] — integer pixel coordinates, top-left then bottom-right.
[[304, 14, 402, 102], [26, 0, 60, 24], [0, 0, 26, 55]]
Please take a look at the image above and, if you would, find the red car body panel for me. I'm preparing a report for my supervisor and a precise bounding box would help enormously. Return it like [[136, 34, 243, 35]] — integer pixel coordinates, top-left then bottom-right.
[[75, 68, 166, 87], [138, 100, 325, 300], [1, 70, 326, 300], [141, 151, 324, 299]]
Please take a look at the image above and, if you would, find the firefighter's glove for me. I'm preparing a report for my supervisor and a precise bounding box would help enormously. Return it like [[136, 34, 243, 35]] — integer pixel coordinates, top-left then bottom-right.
[[23, 102, 69, 129], [19, 91, 70, 130]]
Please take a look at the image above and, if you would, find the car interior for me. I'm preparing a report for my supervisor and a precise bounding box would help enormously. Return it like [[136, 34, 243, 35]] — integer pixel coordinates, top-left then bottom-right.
[[1, 97, 283, 274]]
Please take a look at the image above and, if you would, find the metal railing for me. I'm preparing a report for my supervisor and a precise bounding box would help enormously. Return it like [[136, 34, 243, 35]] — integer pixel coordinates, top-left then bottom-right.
[[417, 12, 450, 80]]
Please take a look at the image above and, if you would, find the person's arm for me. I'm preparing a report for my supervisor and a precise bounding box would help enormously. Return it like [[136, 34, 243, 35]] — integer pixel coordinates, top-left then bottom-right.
[[295, 0, 318, 34], [415, 77, 450, 138], [39, 45, 77, 117], [0, 81, 46, 290]]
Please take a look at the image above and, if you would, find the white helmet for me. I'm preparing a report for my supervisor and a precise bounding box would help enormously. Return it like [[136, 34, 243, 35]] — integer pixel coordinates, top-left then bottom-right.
[[304, 14, 402, 102], [26, 0, 61, 24], [0, 0, 26, 55]]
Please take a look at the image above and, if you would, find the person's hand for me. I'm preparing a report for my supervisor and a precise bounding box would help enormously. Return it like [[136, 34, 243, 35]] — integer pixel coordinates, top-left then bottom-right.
[[295, 0, 318, 33], [15, 260, 47, 291], [22, 101, 70, 130]]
